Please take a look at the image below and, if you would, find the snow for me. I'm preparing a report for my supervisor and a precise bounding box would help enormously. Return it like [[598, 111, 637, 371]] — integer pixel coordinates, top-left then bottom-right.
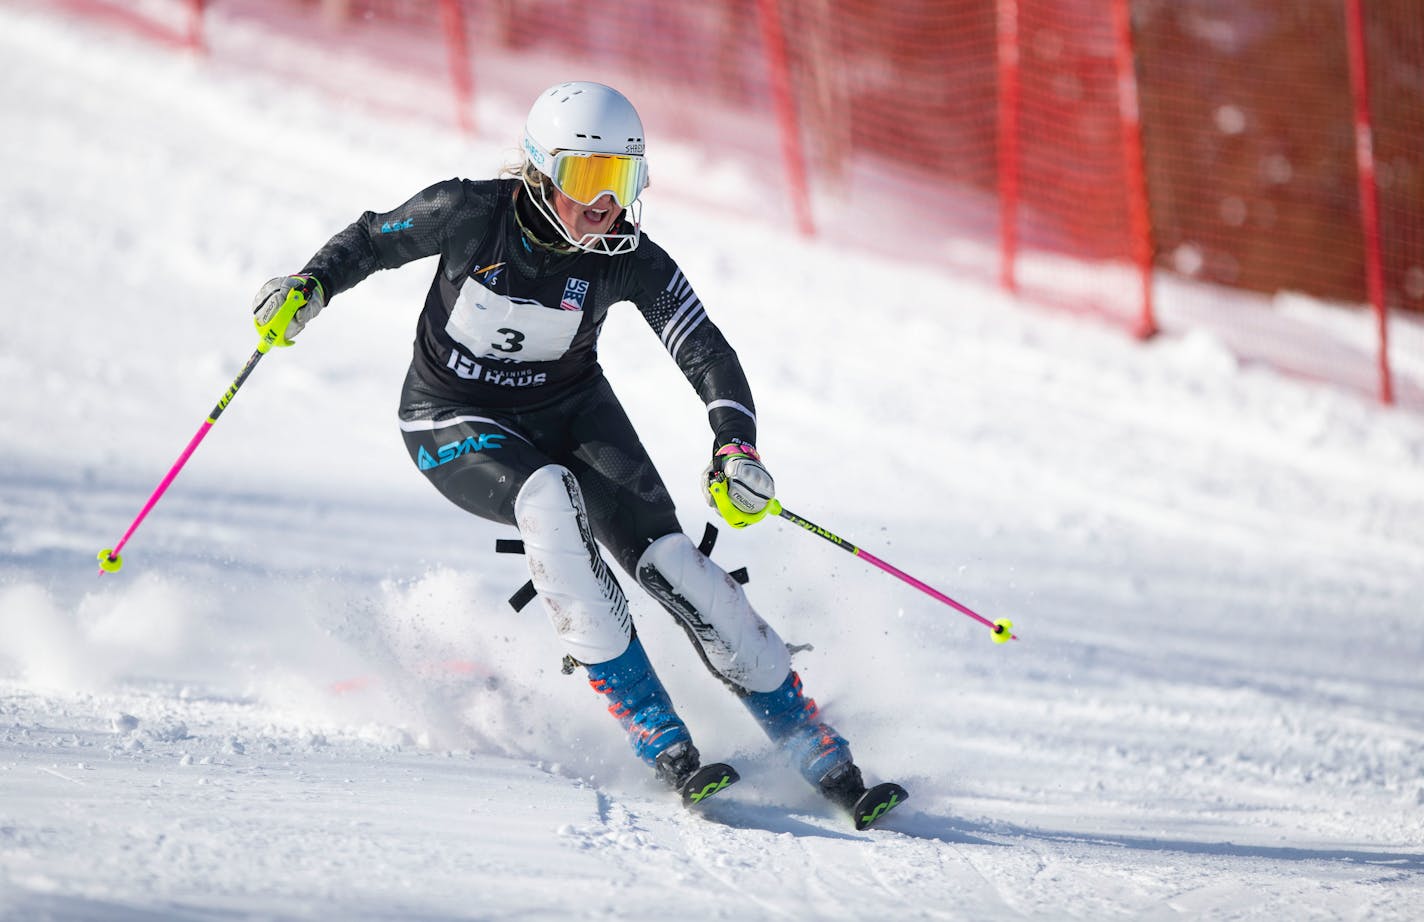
[[3, 5, 1423, 920]]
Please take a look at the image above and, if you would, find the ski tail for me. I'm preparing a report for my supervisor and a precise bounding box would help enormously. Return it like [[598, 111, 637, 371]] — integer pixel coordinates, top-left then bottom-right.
[[851, 782, 907, 830], [680, 762, 739, 807]]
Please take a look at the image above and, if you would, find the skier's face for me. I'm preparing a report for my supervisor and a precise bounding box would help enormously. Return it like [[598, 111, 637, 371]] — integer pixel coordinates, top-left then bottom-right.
[[551, 188, 623, 245]]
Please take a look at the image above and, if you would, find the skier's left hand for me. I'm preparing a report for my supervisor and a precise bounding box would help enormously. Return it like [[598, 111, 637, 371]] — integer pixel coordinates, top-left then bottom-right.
[[703, 441, 776, 528], [251, 274, 326, 347]]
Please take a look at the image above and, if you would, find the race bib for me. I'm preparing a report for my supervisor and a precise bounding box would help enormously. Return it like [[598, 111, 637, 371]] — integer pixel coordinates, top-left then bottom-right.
[[445, 281, 582, 362]]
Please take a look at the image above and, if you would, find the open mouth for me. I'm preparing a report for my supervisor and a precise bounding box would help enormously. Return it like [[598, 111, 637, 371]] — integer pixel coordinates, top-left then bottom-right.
[[583, 206, 610, 226]]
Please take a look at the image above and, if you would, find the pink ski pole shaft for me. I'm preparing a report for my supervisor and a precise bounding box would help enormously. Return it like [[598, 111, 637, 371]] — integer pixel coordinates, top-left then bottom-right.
[[98, 285, 312, 574], [770, 501, 1018, 642], [97, 344, 268, 574]]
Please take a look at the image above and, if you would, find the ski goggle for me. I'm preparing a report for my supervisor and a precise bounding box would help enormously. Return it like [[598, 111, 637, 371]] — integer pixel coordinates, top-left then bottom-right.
[[547, 151, 647, 207]]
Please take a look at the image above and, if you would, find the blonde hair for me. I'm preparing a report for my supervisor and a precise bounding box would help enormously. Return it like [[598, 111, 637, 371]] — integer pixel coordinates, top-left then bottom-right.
[[499, 153, 552, 192]]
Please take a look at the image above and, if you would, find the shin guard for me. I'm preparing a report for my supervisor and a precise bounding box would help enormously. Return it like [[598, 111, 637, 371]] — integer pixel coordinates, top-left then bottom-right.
[[636, 533, 790, 694], [514, 464, 631, 665]]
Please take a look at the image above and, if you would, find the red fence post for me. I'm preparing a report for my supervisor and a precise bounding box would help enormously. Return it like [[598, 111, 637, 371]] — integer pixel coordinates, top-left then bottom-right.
[[439, 0, 476, 136], [1111, 0, 1156, 339], [996, 0, 1021, 295], [1344, 0, 1393, 405], [755, 0, 815, 237], [185, 0, 206, 52]]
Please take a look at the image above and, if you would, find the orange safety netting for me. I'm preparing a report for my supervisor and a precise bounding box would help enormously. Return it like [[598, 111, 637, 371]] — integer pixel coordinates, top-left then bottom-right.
[[50, 0, 1424, 403], [1136, 0, 1422, 316]]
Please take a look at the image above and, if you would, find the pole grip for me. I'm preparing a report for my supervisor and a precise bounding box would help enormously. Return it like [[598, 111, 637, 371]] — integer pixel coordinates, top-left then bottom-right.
[[255, 286, 308, 353]]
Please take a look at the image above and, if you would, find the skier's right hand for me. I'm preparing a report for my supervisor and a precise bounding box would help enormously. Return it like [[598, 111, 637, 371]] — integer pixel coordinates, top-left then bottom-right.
[[704, 441, 776, 528], [251, 274, 325, 347]]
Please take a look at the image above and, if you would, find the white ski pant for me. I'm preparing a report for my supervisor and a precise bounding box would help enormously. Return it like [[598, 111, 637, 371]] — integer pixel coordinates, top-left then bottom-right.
[[515, 464, 790, 692], [636, 533, 790, 694]]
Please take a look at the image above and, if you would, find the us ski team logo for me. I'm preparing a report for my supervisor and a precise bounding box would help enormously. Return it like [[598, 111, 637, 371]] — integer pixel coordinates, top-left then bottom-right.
[[560, 278, 589, 311]]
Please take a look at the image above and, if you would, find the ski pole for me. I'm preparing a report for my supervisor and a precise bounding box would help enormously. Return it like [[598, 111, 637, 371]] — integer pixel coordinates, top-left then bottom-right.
[[97, 286, 310, 574], [768, 501, 1018, 643]]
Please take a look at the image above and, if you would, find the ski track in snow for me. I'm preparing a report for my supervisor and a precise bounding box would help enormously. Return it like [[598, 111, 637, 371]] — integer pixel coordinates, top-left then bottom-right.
[[2, 4, 1423, 920]]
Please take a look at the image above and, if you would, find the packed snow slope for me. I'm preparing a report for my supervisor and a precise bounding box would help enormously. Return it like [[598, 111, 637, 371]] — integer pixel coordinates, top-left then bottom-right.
[[2, 6, 1423, 921]]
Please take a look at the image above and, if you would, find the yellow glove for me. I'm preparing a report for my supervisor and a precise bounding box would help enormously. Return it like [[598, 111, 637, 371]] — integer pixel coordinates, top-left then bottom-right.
[[251, 275, 325, 349], [703, 441, 775, 528]]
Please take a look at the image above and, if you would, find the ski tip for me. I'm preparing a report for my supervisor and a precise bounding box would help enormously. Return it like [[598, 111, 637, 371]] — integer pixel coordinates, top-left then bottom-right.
[[681, 762, 740, 807], [852, 782, 908, 830]]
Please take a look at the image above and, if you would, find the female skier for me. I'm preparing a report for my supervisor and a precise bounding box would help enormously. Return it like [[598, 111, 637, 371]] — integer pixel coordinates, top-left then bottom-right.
[[251, 81, 903, 828]]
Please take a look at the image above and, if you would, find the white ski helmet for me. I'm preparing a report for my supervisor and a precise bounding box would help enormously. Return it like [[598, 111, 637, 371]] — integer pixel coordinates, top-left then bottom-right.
[[521, 81, 648, 255]]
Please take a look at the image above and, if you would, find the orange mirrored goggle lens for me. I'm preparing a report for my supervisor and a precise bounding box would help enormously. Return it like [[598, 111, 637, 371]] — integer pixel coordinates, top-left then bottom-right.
[[550, 152, 647, 207]]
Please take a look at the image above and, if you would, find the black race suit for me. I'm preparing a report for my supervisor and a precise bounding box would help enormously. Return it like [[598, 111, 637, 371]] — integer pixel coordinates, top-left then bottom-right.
[[299, 178, 758, 574]]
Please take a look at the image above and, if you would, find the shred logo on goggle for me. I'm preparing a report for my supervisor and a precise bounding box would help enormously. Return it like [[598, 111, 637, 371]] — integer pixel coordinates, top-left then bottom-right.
[[418, 433, 506, 470]]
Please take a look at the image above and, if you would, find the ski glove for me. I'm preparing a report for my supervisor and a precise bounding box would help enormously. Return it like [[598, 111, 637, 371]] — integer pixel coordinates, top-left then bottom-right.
[[703, 441, 776, 528], [251, 275, 325, 347]]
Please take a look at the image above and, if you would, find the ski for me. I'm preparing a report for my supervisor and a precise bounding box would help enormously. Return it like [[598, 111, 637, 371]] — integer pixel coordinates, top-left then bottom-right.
[[850, 782, 908, 830], [679, 761, 740, 807]]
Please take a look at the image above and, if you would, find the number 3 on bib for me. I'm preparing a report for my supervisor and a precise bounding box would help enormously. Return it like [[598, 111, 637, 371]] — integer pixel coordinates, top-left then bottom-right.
[[445, 282, 582, 362], [491, 327, 526, 353]]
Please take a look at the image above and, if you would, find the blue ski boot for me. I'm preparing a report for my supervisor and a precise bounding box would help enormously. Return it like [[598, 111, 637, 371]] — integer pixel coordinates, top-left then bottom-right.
[[585, 635, 691, 769], [584, 637, 740, 805], [743, 670, 907, 829], [741, 671, 853, 786]]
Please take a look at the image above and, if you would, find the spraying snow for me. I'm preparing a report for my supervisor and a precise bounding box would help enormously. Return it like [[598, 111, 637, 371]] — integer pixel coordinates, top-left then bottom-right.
[[2, 5, 1422, 920]]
